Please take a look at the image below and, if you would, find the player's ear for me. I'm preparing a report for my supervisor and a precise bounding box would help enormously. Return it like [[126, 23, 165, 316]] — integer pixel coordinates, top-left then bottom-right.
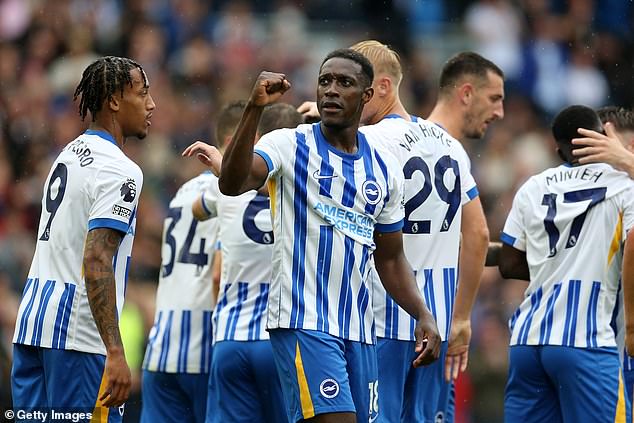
[[362, 86, 374, 105], [458, 83, 473, 106], [108, 95, 121, 112], [376, 76, 390, 98]]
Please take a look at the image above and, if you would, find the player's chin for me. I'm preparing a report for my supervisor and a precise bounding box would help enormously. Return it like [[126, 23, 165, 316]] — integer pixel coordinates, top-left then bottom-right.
[[136, 129, 148, 140]]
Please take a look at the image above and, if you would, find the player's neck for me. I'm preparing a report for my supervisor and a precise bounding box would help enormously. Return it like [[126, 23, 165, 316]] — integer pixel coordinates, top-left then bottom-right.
[[374, 98, 409, 124], [88, 120, 125, 148], [428, 102, 465, 140], [320, 122, 360, 154]]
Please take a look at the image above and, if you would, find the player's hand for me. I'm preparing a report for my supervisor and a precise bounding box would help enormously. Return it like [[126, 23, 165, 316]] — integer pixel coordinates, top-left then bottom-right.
[[249, 71, 291, 107], [182, 141, 223, 176], [297, 101, 320, 123], [572, 122, 634, 170], [444, 318, 471, 382], [412, 309, 441, 367], [100, 349, 131, 408]]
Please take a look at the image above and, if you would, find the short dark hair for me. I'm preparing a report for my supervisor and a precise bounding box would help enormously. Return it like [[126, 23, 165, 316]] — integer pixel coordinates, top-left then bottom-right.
[[73, 56, 147, 121], [258, 103, 303, 136], [320, 48, 374, 88], [552, 105, 603, 146], [596, 106, 634, 132], [438, 52, 504, 94], [215, 100, 247, 148]]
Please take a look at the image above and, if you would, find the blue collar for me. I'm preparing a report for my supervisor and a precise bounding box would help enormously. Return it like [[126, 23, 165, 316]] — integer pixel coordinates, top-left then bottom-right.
[[314, 123, 366, 160], [85, 129, 117, 146]]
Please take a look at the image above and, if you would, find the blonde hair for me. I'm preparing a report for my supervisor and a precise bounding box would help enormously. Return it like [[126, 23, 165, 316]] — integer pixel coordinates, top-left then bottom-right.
[[350, 40, 402, 86]]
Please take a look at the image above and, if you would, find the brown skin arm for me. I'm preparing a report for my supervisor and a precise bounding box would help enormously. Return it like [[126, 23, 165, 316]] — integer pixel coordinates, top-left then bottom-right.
[[220, 72, 290, 195], [445, 198, 488, 381], [485, 241, 502, 266], [83, 227, 130, 408], [498, 243, 530, 281], [623, 230, 634, 356], [373, 230, 441, 367]]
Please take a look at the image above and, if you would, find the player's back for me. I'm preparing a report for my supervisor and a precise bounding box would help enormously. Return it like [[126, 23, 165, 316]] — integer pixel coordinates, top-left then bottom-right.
[[143, 172, 218, 373], [502, 162, 634, 348], [361, 117, 478, 341], [14, 130, 142, 355], [202, 178, 273, 342]]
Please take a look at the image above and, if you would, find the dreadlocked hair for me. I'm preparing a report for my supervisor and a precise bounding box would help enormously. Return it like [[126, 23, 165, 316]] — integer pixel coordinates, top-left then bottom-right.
[[73, 56, 147, 122]]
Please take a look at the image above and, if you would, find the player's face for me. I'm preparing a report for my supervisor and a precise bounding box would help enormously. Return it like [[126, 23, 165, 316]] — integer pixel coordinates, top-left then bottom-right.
[[464, 70, 504, 139], [317, 58, 373, 129], [119, 68, 155, 139]]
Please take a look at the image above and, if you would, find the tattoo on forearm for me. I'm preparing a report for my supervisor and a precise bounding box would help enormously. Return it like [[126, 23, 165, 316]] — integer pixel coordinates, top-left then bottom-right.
[[84, 228, 124, 349]]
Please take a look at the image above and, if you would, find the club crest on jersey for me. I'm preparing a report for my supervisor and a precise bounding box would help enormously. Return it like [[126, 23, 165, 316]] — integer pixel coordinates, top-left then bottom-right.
[[120, 178, 137, 202], [362, 180, 382, 205], [319, 378, 339, 399]]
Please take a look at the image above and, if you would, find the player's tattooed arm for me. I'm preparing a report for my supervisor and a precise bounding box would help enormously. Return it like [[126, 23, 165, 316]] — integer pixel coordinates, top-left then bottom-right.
[[83, 227, 125, 350], [83, 227, 131, 407]]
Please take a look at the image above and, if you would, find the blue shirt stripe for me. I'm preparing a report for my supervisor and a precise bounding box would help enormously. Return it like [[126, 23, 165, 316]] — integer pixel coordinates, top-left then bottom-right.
[[315, 225, 333, 332], [16, 278, 36, 344], [200, 311, 211, 373], [178, 310, 191, 373], [144, 311, 163, 369], [247, 284, 269, 341], [357, 280, 370, 342], [225, 282, 249, 340], [562, 280, 581, 346], [586, 281, 601, 348], [423, 269, 437, 321], [159, 311, 174, 372], [341, 156, 357, 209], [539, 283, 562, 344], [31, 280, 55, 346], [314, 124, 334, 198], [443, 268, 457, 339], [338, 237, 356, 339], [518, 288, 542, 344], [51, 283, 71, 349], [290, 132, 309, 328]]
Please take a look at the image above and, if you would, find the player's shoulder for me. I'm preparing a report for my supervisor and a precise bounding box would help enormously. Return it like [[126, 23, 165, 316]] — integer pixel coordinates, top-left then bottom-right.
[[176, 172, 217, 198]]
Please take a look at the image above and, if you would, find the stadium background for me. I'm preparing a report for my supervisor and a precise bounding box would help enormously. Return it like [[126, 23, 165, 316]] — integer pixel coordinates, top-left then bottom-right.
[[0, 0, 633, 421]]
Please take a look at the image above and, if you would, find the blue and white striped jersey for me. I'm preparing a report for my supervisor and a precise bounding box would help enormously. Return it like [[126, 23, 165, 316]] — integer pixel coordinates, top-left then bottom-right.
[[143, 173, 218, 373], [13, 130, 142, 355], [201, 178, 273, 343], [502, 163, 634, 348], [254, 123, 405, 344], [361, 116, 478, 341]]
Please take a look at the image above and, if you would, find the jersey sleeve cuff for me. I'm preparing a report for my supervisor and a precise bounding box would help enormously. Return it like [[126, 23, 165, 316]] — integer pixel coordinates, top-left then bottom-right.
[[254, 150, 274, 174], [200, 193, 213, 216], [500, 231, 517, 246], [88, 218, 129, 234], [466, 186, 479, 200], [375, 219, 404, 233]]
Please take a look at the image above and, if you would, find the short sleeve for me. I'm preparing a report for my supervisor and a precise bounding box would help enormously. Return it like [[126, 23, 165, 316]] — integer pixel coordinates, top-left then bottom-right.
[[88, 161, 143, 234], [375, 153, 405, 233], [455, 144, 478, 204], [200, 178, 220, 219], [254, 128, 295, 177], [501, 182, 530, 251], [620, 183, 634, 239]]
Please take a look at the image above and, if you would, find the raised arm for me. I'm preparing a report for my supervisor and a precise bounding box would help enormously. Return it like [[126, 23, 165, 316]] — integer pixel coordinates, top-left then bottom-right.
[[373, 230, 441, 367], [445, 198, 488, 381], [83, 227, 130, 408], [221, 72, 290, 195]]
